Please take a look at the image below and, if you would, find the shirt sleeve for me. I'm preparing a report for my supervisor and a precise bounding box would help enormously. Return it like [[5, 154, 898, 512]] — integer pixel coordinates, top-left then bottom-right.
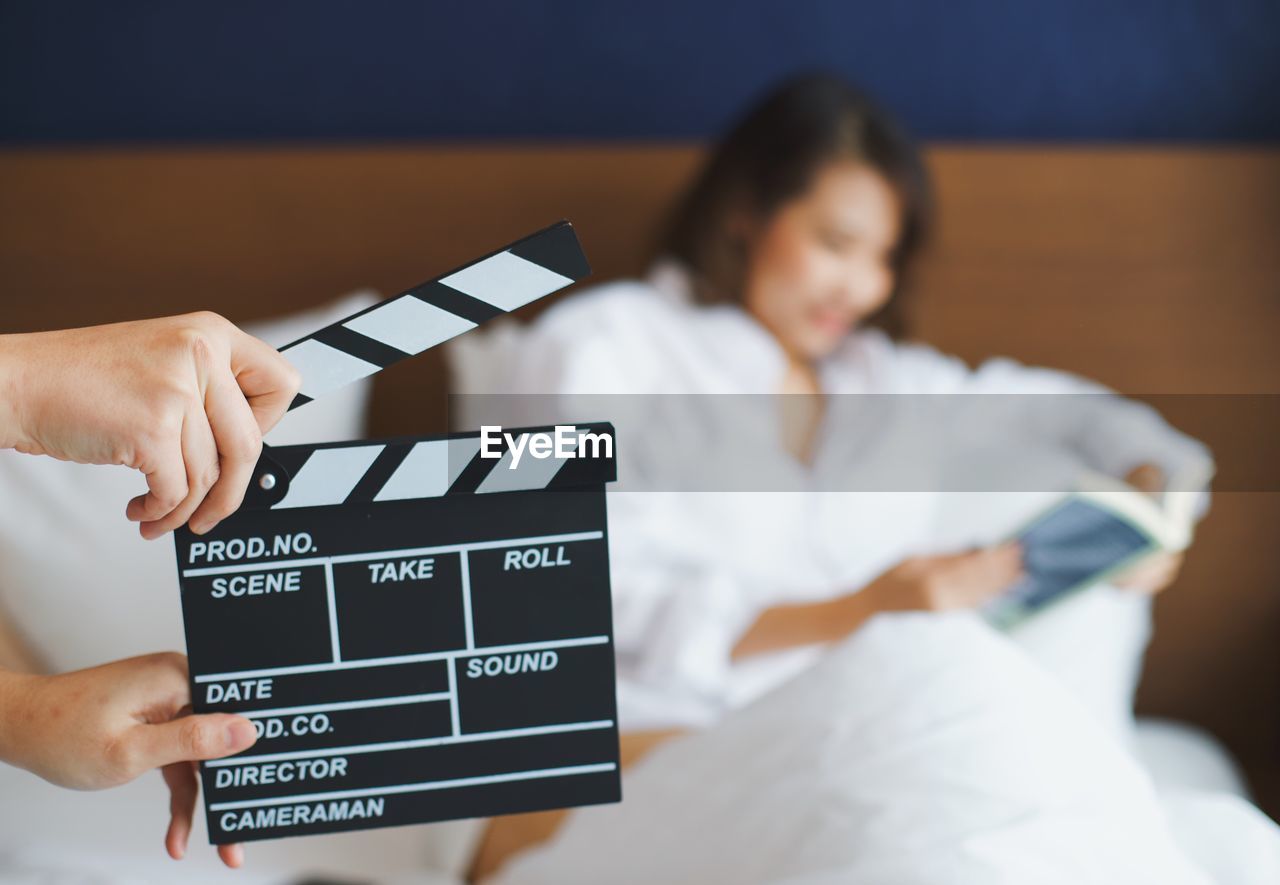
[[888, 342, 1215, 501], [604, 491, 761, 718]]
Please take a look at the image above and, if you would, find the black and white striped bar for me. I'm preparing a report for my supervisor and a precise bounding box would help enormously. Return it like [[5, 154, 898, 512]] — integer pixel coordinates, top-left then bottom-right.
[[260, 423, 615, 510], [279, 221, 589, 408]]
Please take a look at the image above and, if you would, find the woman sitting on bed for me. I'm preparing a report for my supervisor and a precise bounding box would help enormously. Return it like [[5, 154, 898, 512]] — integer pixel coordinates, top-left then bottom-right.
[[462, 73, 1215, 878]]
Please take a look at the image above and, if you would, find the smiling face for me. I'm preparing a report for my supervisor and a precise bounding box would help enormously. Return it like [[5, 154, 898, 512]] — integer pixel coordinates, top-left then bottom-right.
[[741, 160, 903, 362]]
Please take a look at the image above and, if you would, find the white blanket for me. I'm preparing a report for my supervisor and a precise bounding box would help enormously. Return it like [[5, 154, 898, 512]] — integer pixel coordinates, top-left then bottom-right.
[[1, 614, 1274, 882], [496, 614, 1280, 885]]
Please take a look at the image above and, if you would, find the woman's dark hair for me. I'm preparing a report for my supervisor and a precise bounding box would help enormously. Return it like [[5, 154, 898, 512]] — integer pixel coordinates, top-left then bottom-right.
[[658, 72, 932, 337]]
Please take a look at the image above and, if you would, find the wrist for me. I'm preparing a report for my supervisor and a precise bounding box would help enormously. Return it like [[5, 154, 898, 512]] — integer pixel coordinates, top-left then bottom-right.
[[856, 572, 923, 616], [0, 668, 40, 769], [853, 575, 893, 616], [830, 589, 879, 638], [0, 334, 34, 451]]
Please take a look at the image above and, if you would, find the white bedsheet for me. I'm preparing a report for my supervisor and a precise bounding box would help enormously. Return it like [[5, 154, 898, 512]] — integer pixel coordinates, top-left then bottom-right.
[[0, 762, 464, 885], [495, 614, 1280, 885], [2, 615, 1275, 883]]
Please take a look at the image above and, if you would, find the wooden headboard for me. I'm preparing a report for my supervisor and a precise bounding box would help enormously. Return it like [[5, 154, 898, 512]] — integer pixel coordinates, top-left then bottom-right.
[[2, 145, 1277, 815]]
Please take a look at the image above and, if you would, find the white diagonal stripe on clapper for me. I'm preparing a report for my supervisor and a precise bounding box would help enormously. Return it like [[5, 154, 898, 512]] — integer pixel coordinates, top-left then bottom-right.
[[274, 445, 386, 509], [475, 433, 577, 494], [282, 339, 381, 400], [439, 251, 573, 312], [374, 437, 483, 502], [342, 295, 476, 355]]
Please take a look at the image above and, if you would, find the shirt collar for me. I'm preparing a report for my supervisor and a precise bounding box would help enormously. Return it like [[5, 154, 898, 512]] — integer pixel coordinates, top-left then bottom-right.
[[646, 259, 789, 392]]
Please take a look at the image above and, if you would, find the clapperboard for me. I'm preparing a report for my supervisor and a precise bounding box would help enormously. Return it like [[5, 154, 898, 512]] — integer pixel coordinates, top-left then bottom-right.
[[172, 222, 622, 844]]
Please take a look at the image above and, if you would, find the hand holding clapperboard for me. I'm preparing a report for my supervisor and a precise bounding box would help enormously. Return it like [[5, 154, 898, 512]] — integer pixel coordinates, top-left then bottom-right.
[[172, 222, 621, 844]]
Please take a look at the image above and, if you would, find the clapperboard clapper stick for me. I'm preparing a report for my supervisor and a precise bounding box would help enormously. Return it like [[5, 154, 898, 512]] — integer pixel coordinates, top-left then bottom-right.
[[172, 221, 622, 844]]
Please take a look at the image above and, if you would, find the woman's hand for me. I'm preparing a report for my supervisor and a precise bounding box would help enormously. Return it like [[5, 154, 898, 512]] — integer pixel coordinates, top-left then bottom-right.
[[1123, 462, 1165, 495], [1112, 551, 1185, 595], [0, 653, 257, 868], [0, 312, 300, 539], [865, 543, 1025, 613], [1113, 462, 1185, 595]]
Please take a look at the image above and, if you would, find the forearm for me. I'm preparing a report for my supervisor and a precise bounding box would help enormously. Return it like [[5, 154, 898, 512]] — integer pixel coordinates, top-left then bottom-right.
[[731, 586, 886, 660], [734, 547, 1025, 662], [0, 667, 37, 771], [0, 333, 33, 451]]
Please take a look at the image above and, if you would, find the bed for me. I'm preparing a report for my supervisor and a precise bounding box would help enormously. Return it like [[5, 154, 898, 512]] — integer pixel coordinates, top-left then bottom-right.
[[0, 145, 1277, 880]]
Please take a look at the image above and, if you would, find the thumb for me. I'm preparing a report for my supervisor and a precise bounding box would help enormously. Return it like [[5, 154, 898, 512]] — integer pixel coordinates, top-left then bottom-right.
[[230, 330, 302, 435], [1124, 463, 1166, 496], [129, 713, 258, 771]]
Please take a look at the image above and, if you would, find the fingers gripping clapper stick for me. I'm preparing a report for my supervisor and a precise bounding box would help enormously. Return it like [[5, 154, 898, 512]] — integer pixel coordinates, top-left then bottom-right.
[[172, 222, 622, 845]]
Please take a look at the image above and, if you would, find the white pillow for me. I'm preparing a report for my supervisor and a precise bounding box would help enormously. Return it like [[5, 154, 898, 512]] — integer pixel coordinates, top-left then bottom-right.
[[0, 292, 376, 673], [496, 613, 1219, 885]]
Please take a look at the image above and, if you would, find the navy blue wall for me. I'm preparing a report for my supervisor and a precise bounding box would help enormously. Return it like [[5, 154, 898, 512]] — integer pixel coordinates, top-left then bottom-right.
[[1, 0, 1276, 144]]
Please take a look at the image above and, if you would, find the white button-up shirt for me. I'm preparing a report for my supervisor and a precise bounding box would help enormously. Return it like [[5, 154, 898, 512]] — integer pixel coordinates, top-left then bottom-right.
[[451, 261, 1212, 730]]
